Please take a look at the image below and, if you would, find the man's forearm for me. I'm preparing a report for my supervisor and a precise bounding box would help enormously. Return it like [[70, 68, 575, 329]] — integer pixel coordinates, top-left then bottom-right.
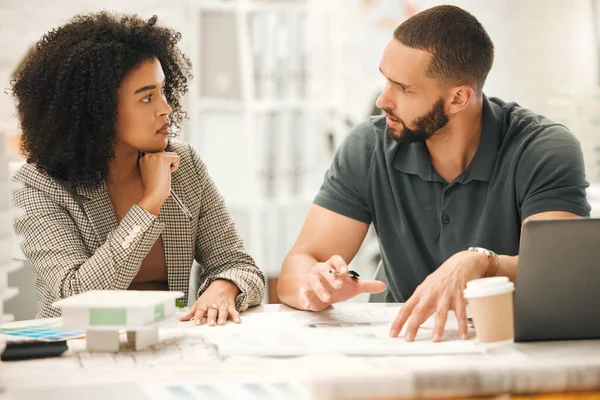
[[497, 255, 518, 282], [277, 252, 318, 308], [499, 211, 582, 283]]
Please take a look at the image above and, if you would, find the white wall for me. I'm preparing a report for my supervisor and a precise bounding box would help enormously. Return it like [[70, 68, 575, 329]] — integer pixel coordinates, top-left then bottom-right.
[[0, 0, 192, 131]]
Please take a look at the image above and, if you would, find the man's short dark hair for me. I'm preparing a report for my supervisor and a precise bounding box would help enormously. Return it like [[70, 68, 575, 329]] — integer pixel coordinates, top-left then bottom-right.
[[394, 5, 494, 95]]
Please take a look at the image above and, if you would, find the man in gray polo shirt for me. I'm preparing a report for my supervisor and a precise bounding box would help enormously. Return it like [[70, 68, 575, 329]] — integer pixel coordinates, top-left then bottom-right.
[[277, 5, 590, 342]]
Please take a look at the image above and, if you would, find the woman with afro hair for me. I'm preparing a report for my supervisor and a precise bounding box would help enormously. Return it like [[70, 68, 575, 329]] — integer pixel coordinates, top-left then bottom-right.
[[11, 12, 265, 322]]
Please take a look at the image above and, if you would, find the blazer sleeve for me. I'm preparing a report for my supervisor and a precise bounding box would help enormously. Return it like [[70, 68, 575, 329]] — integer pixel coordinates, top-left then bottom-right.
[[188, 144, 266, 311], [13, 184, 164, 303]]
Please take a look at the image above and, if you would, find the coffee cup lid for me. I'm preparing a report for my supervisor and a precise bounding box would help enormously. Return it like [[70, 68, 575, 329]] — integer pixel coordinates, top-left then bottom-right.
[[463, 277, 515, 299]]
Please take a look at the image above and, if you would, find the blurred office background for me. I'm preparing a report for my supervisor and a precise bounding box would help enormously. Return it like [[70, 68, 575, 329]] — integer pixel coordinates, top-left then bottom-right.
[[1, 0, 600, 321]]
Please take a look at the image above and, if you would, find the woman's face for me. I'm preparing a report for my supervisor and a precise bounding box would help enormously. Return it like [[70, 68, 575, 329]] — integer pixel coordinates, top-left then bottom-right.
[[114, 57, 172, 153]]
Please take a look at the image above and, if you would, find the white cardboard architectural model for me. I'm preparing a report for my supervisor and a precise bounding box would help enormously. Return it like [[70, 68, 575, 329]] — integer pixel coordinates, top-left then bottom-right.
[[53, 290, 184, 352]]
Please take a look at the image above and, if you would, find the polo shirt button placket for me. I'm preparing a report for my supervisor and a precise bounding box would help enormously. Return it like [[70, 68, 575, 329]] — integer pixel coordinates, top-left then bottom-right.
[[441, 214, 451, 225]]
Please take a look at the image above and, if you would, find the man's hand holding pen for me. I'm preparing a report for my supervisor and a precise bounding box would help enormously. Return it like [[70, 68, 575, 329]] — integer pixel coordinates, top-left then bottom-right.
[[297, 255, 386, 311]]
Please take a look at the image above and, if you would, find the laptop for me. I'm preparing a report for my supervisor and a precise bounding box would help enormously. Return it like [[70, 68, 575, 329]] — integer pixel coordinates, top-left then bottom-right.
[[514, 218, 600, 342]]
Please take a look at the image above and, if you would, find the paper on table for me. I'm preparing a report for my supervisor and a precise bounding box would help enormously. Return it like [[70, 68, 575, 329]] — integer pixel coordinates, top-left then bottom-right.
[[141, 380, 312, 400], [202, 307, 480, 357], [239, 304, 402, 328]]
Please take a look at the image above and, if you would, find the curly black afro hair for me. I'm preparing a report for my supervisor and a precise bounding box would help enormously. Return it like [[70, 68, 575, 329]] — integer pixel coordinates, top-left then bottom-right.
[[10, 12, 192, 186]]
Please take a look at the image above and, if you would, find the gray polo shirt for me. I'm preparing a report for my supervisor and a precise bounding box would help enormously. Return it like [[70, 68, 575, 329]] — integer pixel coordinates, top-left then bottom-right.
[[314, 95, 590, 303]]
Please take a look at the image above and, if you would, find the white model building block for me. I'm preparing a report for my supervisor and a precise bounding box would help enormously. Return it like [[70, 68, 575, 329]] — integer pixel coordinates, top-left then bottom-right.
[[87, 330, 120, 352], [127, 326, 160, 351]]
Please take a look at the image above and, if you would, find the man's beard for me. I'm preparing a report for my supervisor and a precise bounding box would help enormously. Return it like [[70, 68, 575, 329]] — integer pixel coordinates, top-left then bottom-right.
[[384, 98, 449, 144]]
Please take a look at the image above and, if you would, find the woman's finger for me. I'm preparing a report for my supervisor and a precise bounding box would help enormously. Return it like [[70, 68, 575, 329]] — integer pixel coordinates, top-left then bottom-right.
[[193, 304, 208, 326], [170, 158, 181, 172], [228, 306, 241, 323], [217, 305, 229, 325], [206, 305, 219, 326], [180, 304, 197, 321]]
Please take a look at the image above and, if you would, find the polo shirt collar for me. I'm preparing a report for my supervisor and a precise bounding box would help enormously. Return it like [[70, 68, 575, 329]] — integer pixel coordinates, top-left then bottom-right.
[[392, 140, 437, 182], [392, 94, 503, 183]]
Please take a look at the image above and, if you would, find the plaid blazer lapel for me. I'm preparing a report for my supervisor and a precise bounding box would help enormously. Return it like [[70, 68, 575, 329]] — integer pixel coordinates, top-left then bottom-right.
[[76, 182, 118, 247], [160, 174, 193, 297]]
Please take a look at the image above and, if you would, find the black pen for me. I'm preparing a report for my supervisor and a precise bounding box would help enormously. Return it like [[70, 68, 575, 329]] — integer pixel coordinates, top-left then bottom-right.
[[329, 269, 360, 280]]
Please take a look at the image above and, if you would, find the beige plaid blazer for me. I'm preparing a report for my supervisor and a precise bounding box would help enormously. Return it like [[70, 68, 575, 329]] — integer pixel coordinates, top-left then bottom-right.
[[13, 142, 265, 318]]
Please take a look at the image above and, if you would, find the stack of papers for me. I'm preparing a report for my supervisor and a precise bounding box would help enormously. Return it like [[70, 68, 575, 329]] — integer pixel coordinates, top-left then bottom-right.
[[0, 318, 85, 342], [201, 306, 480, 357]]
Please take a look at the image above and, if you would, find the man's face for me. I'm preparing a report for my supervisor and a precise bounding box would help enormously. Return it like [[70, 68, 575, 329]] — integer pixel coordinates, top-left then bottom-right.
[[375, 39, 450, 143]]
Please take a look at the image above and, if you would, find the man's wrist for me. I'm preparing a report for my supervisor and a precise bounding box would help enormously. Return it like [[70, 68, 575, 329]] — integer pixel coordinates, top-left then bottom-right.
[[467, 247, 499, 278], [467, 250, 490, 277]]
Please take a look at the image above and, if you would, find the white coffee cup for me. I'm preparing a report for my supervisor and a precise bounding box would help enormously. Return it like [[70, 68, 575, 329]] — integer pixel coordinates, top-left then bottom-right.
[[463, 277, 515, 344]]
